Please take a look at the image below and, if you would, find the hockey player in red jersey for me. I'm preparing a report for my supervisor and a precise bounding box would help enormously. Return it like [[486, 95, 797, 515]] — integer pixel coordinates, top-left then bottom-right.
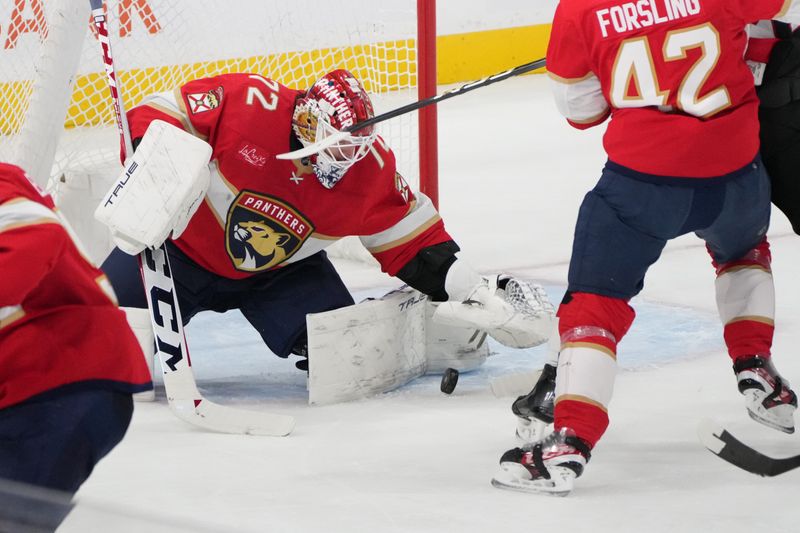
[[0, 164, 152, 496], [98, 69, 554, 379], [492, 0, 800, 496]]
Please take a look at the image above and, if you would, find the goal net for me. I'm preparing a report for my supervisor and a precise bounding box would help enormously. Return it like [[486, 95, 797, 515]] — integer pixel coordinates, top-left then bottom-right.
[[0, 0, 435, 262]]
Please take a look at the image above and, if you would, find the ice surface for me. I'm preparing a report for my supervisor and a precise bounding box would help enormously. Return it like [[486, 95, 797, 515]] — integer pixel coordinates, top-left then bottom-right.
[[66, 75, 800, 533]]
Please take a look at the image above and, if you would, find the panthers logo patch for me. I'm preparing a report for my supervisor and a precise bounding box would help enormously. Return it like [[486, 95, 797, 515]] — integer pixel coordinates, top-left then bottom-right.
[[226, 191, 314, 272]]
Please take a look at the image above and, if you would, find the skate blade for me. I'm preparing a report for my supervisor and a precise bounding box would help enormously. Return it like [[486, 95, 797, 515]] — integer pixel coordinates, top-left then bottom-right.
[[491, 464, 573, 497], [746, 409, 795, 434]]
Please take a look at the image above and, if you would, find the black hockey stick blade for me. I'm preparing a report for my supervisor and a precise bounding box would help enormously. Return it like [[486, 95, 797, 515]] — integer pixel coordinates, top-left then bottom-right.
[[697, 418, 800, 477]]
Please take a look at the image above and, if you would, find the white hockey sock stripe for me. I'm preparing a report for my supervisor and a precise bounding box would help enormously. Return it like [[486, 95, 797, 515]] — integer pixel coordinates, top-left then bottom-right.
[[555, 343, 617, 410], [0, 198, 59, 232], [715, 267, 774, 325]]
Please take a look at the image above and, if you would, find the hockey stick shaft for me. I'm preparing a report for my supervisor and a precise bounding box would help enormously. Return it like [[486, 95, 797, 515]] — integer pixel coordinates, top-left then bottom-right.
[[89, 1, 293, 436], [89, 0, 133, 159], [277, 57, 547, 160], [348, 57, 547, 134]]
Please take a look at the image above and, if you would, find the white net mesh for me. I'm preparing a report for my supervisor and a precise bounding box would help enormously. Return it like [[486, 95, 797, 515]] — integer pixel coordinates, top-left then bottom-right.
[[504, 278, 556, 319], [0, 0, 426, 260]]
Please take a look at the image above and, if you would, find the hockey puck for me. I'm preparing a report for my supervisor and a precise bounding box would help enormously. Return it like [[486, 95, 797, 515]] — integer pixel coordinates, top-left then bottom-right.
[[440, 368, 459, 394]]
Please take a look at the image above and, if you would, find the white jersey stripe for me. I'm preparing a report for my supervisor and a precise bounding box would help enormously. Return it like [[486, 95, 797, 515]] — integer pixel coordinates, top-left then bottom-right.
[[777, 0, 800, 21], [360, 192, 438, 251], [0, 305, 24, 329], [204, 161, 237, 228], [0, 198, 59, 233]]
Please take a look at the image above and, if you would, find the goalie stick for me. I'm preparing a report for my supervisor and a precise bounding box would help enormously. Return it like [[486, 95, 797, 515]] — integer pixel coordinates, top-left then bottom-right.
[[277, 57, 547, 160], [89, 0, 293, 436], [697, 419, 800, 477]]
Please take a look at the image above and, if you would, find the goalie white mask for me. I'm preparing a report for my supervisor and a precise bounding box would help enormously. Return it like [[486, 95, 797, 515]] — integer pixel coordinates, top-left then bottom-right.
[[292, 69, 377, 188]]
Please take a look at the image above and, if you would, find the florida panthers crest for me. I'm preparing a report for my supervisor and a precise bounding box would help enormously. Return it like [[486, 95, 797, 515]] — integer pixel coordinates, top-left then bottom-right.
[[226, 191, 314, 272]]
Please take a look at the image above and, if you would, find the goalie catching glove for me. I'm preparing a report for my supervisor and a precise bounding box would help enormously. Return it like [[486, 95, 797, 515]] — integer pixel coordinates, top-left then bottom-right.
[[434, 259, 556, 349], [95, 120, 212, 255]]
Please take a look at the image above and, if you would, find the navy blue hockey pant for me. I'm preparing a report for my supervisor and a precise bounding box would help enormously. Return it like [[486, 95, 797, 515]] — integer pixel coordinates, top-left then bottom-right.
[[101, 243, 355, 357], [567, 158, 772, 299], [0, 389, 133, 494]]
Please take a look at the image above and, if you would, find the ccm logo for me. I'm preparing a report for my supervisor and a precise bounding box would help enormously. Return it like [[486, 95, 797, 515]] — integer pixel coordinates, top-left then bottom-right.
[[144, 248, 184, 371]]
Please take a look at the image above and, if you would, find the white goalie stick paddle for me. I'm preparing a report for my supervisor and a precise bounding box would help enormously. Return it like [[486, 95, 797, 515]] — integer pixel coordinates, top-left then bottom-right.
[[277, 57, 547, 160], [90, 0, 294, 436], [697, 419, 800, 477]]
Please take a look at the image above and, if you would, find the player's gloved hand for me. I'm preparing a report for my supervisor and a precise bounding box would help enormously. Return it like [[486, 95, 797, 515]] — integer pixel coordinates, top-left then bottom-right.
[[433, 259, 556, 348]]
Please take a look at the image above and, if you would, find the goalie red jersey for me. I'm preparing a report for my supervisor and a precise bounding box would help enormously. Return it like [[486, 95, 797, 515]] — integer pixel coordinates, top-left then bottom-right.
[[127, 73, 451, 280], [547, 0, 800, 178], [0, 164, 151, 409]]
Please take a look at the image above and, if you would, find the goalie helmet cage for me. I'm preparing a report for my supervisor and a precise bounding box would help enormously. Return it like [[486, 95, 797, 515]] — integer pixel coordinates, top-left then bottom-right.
[[0, 0, 438, 258]]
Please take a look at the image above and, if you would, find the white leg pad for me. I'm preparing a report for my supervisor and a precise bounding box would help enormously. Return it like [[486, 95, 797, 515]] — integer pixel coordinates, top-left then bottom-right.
[[123, 306, 156, 402], [307, 288, 427, 405], [307, 287, 492, 405]]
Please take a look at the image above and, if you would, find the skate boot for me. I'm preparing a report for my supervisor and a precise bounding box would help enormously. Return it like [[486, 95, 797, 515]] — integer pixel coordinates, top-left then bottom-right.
[[734, 355, 797, 434], [281, 333, 309, 371], [492, 427, 591, 496], [511, 363, 556, 443]]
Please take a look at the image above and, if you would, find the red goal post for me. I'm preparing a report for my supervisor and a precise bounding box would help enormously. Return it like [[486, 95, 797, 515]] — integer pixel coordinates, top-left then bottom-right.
[[0, 0, 438, 260]]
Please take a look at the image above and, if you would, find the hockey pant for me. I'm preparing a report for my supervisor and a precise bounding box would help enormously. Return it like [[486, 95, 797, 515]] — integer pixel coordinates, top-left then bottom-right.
[[0, 388, 133, 494], [553, 160, 775, 448]]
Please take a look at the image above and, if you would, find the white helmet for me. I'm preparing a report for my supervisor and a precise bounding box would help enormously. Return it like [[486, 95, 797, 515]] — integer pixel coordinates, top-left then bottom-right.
[[292, 69, 377, 188]]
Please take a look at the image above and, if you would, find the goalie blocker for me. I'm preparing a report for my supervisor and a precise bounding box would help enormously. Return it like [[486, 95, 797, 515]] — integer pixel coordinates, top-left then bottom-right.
[[95, 120, 212, 255]]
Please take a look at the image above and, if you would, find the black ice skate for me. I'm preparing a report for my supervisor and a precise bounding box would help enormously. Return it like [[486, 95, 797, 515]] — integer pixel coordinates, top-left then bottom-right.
[[511, 363, 556, 442], [734, 355, 797, 434], [492, 427, 591, 496]]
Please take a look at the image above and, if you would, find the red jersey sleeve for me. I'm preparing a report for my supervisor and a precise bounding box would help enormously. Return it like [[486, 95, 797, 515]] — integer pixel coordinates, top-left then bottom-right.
[[354, 142, 452, 275], [177, 75, 231, 142], [547, 3, 593, 80], [128, 92, 191, 144], [547, 2, 611, 129], [127, 74, 235, 147]]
